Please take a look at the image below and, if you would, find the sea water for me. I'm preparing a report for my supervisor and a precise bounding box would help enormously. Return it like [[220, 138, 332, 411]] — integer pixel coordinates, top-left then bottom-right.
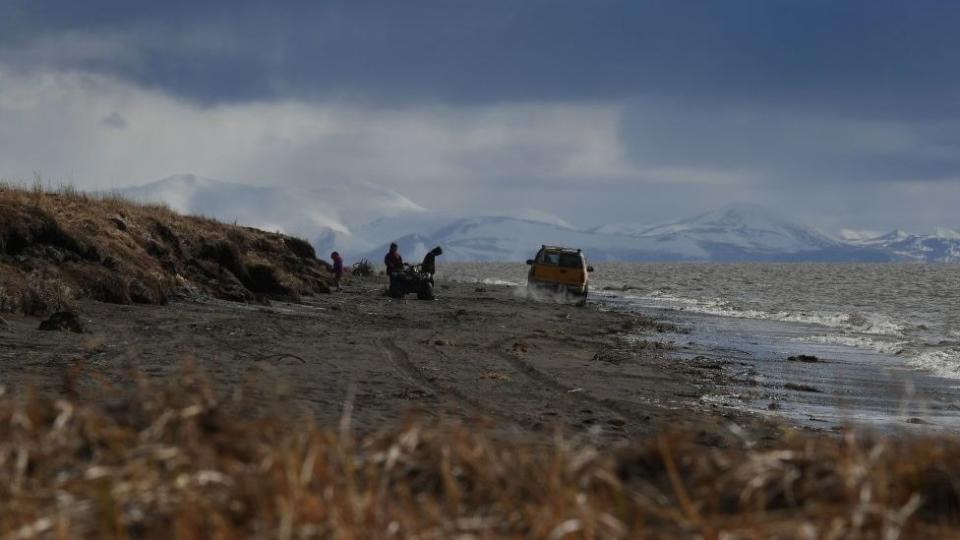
[[445, 263, 960, 377], [444, 262, 960, 430]]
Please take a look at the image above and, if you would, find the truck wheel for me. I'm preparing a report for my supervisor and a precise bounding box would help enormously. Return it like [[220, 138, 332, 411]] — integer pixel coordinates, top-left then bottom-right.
[[576, 286, 588, 307]]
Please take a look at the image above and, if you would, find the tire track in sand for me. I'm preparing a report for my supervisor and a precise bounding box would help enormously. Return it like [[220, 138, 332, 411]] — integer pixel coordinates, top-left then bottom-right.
[[489, 337, 647, 427], [380, 337, 523, 426]]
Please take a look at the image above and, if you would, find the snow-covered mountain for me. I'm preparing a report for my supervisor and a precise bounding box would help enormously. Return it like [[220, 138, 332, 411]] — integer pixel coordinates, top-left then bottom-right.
[[636, 204, 837, 251], [592, 204, 890, 262], [117, 176, 958, 263], [360, 204, 894, 263], [118, 174, 428, 250], [846, 229, 960, 262], [119, 174, 344, 234], [357, 216, 698, 263]]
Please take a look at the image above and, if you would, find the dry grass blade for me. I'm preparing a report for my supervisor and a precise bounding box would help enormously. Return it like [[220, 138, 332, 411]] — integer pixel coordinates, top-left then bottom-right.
[[0, 184, 331, 316], [0, 366, 958, 538]]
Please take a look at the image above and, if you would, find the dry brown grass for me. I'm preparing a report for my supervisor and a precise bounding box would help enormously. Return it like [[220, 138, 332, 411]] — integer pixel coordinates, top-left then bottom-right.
[[0, 183, 329, 315], [0, 365, 958, 539]]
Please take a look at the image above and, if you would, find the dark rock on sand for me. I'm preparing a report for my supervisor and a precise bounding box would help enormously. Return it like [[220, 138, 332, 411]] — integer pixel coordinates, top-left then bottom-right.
[[784, 382, 821, 393], [788, 354, 820, 363], [38, 311, 85, 333], [129, 279, 167, 304]]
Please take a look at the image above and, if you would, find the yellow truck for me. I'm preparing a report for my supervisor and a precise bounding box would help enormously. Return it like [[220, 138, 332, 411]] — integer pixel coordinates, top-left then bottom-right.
[[525, 245, 594, 305]]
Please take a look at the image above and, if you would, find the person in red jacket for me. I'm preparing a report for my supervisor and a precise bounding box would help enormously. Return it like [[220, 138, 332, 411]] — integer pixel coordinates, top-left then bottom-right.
[[384, 243, 404, 274], [384, 243, 405, 296], [330, 251, 344, 291]]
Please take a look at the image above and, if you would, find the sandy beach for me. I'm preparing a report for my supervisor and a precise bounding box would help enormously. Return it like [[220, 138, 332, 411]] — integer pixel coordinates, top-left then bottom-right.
[[5, 270, 958, 451], [1, 275, 797, 446], [7, 271, 960, 537]]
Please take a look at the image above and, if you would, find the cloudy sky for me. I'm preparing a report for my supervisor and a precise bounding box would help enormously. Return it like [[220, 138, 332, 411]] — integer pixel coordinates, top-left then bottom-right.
[[1, 0, 958, 233]]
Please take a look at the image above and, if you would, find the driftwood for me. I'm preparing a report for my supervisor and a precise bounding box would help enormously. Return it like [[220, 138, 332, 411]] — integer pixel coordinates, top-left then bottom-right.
[[352, 258, 374, 277]]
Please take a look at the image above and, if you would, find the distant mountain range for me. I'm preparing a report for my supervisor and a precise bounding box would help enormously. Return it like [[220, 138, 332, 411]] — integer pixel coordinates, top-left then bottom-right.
[[118, 175, 960, 263], [843, 229, 960, 262], [117, 173, 427, 253]]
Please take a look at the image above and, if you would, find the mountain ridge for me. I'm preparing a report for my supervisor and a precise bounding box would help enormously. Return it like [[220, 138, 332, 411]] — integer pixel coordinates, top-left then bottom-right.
[[117, 175, 960, 263]]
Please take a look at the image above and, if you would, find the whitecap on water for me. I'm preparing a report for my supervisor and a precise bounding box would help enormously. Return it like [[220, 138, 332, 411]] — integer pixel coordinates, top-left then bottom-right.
[[789, 334, 907, 355], [619, 290, 906, 338], [907, 348, 960, 380]]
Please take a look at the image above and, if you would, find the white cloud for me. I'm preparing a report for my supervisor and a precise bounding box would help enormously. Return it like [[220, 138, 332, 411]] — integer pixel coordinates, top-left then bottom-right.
[[0, 69, 661, 194], [2, 67, 957, 232]]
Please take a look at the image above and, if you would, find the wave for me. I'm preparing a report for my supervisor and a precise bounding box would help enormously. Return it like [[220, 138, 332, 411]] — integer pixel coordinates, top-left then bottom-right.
[[789, 335, 907, 355], [907, 348, 960, 381], [615, 290, 906, 337]]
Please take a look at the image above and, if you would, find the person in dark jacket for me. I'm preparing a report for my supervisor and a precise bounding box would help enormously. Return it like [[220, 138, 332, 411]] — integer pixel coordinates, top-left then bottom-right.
[[384, 243, 404, 274], [330, 251, 344, 291], [384, 243, 405, 295], [421, 246, 442, 281]]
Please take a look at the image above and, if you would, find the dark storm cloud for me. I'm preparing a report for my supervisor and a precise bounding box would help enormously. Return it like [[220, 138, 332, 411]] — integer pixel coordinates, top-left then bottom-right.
[[4, 0, 960, 119], [621, 99, 960, 184], [3, 0, 959, 232]]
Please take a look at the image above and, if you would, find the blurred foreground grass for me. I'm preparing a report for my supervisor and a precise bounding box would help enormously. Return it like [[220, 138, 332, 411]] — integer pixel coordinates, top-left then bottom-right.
[[1, 364, 958, 539]]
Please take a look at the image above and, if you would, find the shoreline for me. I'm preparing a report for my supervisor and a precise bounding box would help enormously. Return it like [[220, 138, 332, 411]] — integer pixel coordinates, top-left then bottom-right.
[[0, 277, 789, 446], [442, 261, 960, 383], [2, 275, 952, 444], [596, 296, 960, 435]]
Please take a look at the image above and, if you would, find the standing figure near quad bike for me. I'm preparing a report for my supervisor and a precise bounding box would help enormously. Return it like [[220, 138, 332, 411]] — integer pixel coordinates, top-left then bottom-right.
[[421, 246, 443, 283], [384, 243, 405, 295], [384, 243, 404, 273]]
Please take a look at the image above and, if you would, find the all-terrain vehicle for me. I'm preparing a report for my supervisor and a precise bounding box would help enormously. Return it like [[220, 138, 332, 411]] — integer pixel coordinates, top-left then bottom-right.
[[525, 245, 594, 306], [388, 264, 435, 300]]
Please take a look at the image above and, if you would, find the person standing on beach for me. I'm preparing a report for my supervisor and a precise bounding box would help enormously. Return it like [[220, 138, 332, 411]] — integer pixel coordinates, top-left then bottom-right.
[[384, 243, 404, 274], [330, 251, 344, 291], [421, 246, 442, 282], [384, 242, 405, 293]]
